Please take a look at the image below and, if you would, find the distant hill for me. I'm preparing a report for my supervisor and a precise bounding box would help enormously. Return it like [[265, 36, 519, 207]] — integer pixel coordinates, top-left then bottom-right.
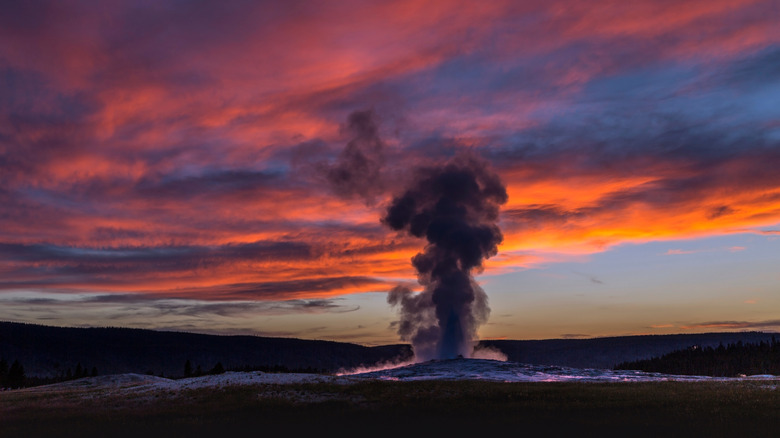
[[1, 321, 777, 377], [0, 321, 411, 378], [480, 332, 779, 369]]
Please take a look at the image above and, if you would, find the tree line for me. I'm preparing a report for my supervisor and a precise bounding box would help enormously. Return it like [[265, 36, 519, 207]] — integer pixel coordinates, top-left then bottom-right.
[[1, 356, 328, 389], [1, 358, 99, 389], [614, 338, 780, 377], [181, 359, 225, 378], [179, 360, 325, 378]]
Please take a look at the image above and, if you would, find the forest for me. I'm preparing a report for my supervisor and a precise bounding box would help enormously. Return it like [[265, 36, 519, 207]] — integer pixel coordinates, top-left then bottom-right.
[[614, 338, 780, 376]]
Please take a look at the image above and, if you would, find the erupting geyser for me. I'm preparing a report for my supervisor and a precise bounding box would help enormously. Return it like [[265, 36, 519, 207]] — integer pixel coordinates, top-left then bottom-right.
[[384, 155, 508, 361], [322, 110, 508, 362]]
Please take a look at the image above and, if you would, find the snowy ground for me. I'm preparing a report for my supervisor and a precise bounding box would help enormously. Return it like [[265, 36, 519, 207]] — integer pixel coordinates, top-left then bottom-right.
[[15, 358, 779, 397], [346, 358, 780, 383], [16, 370, 360, 398], [5, 358, 778, 438]]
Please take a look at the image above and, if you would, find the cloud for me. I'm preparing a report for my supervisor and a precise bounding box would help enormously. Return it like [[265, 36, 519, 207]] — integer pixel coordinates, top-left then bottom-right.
[[0, 240, 312, 277], [156, 299, 360, 318], [663, 245, 747, 256], [708, 205, 736, 220], [680, 320, 780, 330], [503, 204, 584, 229], [665, 249, 699, 255], [0, 292, 359, 322], [571, 271, 603, 284], [134, 170, 284, 200], [173, 276, 390, 300], [560, 333, 590, 339], [322, 109, 387, 202], [0, 240, 398, 298]]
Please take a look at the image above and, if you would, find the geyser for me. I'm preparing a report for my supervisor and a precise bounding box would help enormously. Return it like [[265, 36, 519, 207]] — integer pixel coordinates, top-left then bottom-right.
[[383, 154, 507, 361]]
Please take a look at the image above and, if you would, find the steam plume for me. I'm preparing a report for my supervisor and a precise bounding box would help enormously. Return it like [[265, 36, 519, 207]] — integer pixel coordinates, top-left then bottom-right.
[[324, 109, 386, 203], [384, 154, 507, 361]]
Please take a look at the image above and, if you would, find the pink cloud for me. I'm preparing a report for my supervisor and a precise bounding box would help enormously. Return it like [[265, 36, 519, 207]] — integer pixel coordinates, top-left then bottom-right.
[[665, 249, 699, 255]]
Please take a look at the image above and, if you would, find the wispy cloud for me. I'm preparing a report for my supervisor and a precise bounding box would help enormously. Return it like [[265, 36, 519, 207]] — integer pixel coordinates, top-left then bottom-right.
[[1, 293, 360, 318], [665, 249, 699, 255], [572, 271, 604, 284], [680, 320, 780, 330], [663, 245, 748, 256], [560, 333, 590, 339]]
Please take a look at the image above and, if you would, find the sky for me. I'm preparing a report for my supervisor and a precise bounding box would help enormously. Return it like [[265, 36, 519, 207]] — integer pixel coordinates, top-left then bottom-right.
[[1, 0, 779, 346]]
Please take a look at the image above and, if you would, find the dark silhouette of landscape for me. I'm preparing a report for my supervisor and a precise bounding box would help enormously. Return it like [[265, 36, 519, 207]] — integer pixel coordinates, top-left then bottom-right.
[[2, 321, 777, 385], [481, 332, 780, 369], [0, 321, 412, 381], [615, 338, 780, 376]]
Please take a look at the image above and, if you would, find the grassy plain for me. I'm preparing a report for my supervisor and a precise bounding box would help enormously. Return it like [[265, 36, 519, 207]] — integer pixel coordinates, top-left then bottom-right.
[[1, 380, 778, 437]]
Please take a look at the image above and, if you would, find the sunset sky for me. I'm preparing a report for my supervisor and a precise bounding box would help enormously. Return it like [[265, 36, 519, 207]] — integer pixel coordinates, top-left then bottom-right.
[[1, 0, 779, 345]]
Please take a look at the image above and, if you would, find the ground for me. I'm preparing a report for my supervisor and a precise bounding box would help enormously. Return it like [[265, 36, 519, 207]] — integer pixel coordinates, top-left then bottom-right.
[[1, 372, 778, 437]]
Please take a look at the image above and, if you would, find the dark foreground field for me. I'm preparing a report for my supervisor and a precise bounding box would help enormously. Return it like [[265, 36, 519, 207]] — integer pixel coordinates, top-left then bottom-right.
[[2, 380, 778, 438]]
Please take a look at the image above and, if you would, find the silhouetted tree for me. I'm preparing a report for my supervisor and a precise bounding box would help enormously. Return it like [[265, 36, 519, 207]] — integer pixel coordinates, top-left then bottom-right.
[[195, 365, 203, 376], [209, 362, 225, 375], [75, 363, 84, 379], [8, 360, 25, 388], [184, 360, 193, 378], [91, 367, 98, 377], [0, 358, 8, 388]]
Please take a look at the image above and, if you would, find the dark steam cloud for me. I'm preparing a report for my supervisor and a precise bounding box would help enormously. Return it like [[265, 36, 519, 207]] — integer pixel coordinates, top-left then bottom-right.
[[324, 109, 386, 202], [383, 154, 507, 360], [322, 110, 508, 360]]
